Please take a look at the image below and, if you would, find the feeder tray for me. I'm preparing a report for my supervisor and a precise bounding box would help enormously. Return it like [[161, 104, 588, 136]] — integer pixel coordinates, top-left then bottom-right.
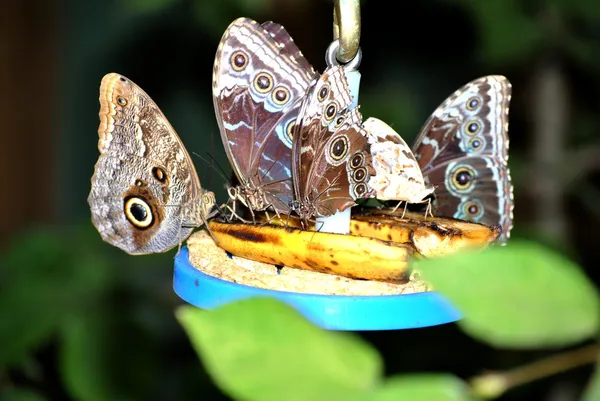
[[173, 211, 500, 331]]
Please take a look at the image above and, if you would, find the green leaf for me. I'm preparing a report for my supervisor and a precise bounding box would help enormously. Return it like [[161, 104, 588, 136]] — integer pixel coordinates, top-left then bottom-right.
[[369, 374, 476, 401], [0, 388, 46, 401], [177, 298, 382, 401], [415, 240, 600, 349]]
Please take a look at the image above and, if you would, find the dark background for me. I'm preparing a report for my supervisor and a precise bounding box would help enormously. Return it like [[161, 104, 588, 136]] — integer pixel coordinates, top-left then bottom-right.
[[2, 0, 600, 400]]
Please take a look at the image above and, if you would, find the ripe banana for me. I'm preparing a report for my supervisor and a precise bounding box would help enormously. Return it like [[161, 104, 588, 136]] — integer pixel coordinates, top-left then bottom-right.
[[208, 221, 416, 283], [255, 209, 500, 258], [351, 209, 501, 258], [209, 208, 499, 283]]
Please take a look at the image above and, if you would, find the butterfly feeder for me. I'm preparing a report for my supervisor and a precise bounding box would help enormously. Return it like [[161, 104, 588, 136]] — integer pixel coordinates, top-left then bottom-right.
[[89, 7, 513, 331], [173, 14, 509, 330], [175, 209, 501, 331]]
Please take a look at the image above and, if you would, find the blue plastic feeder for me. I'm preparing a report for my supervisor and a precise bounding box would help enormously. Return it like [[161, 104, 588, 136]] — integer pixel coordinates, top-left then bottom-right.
[[173, 247, 461, 331]]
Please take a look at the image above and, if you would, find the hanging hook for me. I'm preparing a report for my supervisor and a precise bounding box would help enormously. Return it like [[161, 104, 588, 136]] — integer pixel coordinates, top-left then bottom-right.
[[333, 0, 361, 64]]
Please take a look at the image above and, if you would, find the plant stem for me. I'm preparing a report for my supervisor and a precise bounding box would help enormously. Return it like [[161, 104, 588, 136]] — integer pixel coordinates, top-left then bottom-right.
[[470, 343, 600, 399]]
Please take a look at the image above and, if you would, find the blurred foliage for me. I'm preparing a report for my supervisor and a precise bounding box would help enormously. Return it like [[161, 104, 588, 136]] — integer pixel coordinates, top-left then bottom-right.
[[0, 226, 227, 400], [177, 240, 600, 400], [416, 241, 600, 349], [3, 0, 600, 400]]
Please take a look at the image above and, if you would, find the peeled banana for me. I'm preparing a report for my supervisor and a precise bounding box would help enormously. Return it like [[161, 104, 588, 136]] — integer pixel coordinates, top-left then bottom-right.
[[205, 207, 501, 283], [208, 221, 415, 283], [350, 209, 501, 258]]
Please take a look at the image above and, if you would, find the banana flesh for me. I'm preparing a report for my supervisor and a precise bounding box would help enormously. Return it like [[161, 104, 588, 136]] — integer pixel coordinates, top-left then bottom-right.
[[351, 209, 501, 258], [208, 221, 415, 283], [208, 209, 500, 283]]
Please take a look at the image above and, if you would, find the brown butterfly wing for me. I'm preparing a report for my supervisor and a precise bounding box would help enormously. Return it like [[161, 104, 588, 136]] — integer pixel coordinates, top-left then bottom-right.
[[412, 76, 513, 242], [213, 18, 317, 212], [292, 66, 372, 218], [89, 73, 214, 254]]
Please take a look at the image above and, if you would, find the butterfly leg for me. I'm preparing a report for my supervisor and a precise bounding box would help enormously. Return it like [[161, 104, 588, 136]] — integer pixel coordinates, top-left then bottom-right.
[[261, 203, 284, 226], [423, 198, 434, 219], [262, 209, 272, 225], [391, 200, 404, 214], [224, 198, 252, 224], [401, 202, 408, 219]]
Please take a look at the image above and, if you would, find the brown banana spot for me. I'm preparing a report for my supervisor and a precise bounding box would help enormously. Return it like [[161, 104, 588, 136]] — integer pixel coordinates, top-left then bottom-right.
[[223, 225, 282, 245]]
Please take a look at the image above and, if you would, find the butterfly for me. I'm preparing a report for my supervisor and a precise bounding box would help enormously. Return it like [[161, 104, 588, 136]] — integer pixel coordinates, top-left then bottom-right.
[[212, 17, 318, 217], [213, 18, 434, 223], [411, 75, 514, 243], [88, 73, 216, 254], [291, 65, 434, 221]]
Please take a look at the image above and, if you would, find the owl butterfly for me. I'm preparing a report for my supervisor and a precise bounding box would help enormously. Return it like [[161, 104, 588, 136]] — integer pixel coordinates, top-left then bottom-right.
[[412, 75, 514, 243], [292, 65, 434, 221], [88, 73, 216, 255], [212, 17, 318, 217]]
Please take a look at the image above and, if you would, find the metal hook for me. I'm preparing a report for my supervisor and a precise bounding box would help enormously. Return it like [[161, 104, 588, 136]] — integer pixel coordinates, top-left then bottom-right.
[[333, 0, 361, 64], [326, 39, 362, 71]]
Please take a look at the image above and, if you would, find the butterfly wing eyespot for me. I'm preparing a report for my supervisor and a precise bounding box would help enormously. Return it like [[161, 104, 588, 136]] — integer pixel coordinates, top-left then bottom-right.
[[117, 96, 128, 106], [317, 85, 329, 101], [468, 137, 484, 152], [286, 120, 296, 140], [353, 167, 367, 182], [354, 183, 368, 197], [335, 116, 345, 127], [350, 153, 364, 168], [463, 201, 484, 220], [464, 120, 481, 136], [329, 135, 349, 161], [134, 179, 145, 187], [272, 87, 290, 105], [254, 72, 273, 93], [452, 167, 475, 190], [466, 96, 481, 111], [230, 50, 248, 71], [324, 102, 337, 121], [152, 167, 168, 183], [124, 197, 154, 229]]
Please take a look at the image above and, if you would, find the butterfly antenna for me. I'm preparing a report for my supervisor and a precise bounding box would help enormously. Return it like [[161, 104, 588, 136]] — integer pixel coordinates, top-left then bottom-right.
[[206, 151, 235, 186], [191, 151, 233, 186]]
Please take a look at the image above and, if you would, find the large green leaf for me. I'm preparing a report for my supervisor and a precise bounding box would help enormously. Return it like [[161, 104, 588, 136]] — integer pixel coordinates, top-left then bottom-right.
[[177, 298, 382, 401], [369, 374, 476, 401], [415, 240, 600, 349]]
